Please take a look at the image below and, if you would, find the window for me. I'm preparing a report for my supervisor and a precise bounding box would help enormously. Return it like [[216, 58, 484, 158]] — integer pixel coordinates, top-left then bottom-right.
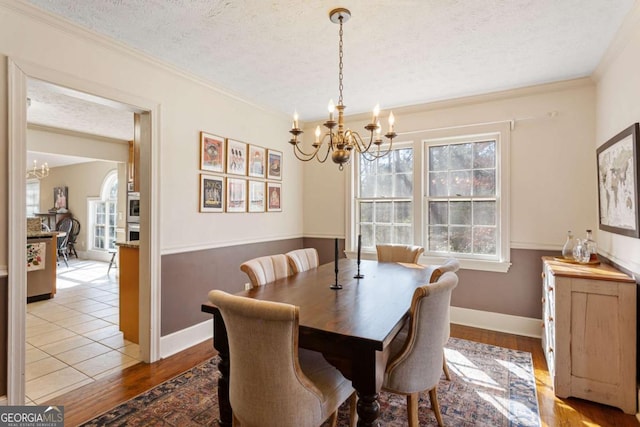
[[89, 171, 118, 251], [356, 145, 414, 249], [350, 122, 510, 272], [26, 179, 40, 218], [426, 139, 498, 258]]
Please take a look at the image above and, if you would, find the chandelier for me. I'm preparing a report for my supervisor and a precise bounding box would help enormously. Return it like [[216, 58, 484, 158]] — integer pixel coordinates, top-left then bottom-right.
[[288, 7, 396, 170], [26, 160, 49, 180]]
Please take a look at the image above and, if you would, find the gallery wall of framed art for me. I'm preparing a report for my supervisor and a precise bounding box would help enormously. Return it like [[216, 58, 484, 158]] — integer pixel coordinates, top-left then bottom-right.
[[198, 131, 282, 214]]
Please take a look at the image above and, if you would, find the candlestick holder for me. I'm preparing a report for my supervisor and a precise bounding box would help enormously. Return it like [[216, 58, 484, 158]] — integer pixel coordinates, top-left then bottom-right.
[[353, 261, 364, 279], [330, 266, 342, 289]]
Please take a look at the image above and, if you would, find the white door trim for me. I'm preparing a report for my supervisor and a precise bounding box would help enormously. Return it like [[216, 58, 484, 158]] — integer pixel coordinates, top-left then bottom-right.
[[7, 57, 162, 403]]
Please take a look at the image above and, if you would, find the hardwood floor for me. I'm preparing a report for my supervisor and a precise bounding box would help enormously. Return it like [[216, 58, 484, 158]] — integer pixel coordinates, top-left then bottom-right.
[[47, 324, 638, 426]]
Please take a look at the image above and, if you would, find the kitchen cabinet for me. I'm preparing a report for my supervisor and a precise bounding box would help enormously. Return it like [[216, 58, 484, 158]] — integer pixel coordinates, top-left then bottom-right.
[[541, 256, 636, 414], [118, 241, 139, 344]]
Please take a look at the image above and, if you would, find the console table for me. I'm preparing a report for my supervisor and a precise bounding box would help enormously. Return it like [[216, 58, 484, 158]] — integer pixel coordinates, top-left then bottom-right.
[[541, 256, 636, 414]]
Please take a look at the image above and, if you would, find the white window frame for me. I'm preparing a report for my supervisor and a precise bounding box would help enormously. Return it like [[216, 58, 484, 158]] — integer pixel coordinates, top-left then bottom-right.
[[348, 122, 511, 272], [26, 178, 40, 218], [88, 170, 118, 253]]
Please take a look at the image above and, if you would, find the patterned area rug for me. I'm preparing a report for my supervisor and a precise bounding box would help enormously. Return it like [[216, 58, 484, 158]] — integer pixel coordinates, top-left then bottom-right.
[[82, 338, 540, 426]]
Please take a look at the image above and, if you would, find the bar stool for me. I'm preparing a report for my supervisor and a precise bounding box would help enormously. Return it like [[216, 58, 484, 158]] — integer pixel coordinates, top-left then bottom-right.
[[107, 247, 117, 274]]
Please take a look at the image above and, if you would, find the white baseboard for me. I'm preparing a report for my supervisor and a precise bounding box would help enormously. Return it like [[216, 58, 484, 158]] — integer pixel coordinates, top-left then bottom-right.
[[451, 306, 542, 338], [159, 319, 213, 359]]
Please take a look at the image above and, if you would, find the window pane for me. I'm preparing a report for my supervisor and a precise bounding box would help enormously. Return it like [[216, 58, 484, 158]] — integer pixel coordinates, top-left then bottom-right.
[[394, 173, 412, 197], [450, 226, 472, 253], [449, 170, 472, 196], [428, 226, 448, 252], [473, 226, 496, 254], [394, 148, 413, 173], [360, 202, 373, 223], [473, 169, 496, 196], [429, 202, 448, 225], [429, 146, 448, 171], [361, 224, 374, 248], [394, 202, 412, 223], [473, 201, 496, 225], [395, 226, 412, 244], [429, 172, 448, 196], [450, 201, 471, 225], [375, 225, 392, 244], [449, 143, 472, 169], [375, 202, 392, 223], [474, 141, 495, 168], [377, 174, 393, 197], [377, 155, 392, 174]]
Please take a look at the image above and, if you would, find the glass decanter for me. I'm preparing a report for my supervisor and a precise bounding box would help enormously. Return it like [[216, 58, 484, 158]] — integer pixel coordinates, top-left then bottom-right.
[[562, 231, 576, 260]]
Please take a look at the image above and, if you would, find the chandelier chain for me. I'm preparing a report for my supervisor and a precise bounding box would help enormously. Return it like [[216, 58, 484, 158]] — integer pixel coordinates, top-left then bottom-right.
[[338, 16, 344, 106]]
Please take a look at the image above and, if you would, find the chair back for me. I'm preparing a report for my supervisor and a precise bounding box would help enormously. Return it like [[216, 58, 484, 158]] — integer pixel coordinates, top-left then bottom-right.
[[240, 254, 290, 288], [428, 258, 460, 283], [384, 271, 458, 394], [376, 244, 424, 263], [286, 248, 319, 273], [68, 218, 81, 244], [56, 217, 73, 249], [208, 290, 327, 427]]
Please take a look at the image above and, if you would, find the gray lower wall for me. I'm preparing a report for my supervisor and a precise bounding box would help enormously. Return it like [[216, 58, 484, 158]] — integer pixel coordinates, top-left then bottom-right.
[[161, 238, 304, 335], [160, 239, 556, 337]]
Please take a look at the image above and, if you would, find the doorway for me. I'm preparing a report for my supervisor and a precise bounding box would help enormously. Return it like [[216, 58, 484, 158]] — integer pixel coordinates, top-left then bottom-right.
[[8, 58, 160, 405]]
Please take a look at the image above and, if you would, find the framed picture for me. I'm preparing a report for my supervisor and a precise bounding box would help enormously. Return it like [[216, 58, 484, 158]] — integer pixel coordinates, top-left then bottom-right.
[[226, 139, 247, 176], [226, 178, 247, 212], [248, 145, 266, 178], [267, 182, 282, 212], [199, 174, 225, 213], [267, 149, 282, 180], [248, 180, 266, 212], [597, 122, 640, 238], [53, 186, 68, 210], [200, 132, 225, 173]]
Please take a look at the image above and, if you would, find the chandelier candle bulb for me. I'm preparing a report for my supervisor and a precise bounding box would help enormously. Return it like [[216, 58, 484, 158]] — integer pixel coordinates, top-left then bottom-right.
[[328, 99, 335, 121], [388, 111, 395, 133], [372, 104, 380, 124], [315, 126, 321, 143], [293, 111, 299, 129]]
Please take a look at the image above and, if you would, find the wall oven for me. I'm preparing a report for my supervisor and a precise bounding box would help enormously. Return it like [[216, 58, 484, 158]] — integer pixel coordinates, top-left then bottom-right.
[[127, 192, 140, 223], [127, 222, 140, 241]]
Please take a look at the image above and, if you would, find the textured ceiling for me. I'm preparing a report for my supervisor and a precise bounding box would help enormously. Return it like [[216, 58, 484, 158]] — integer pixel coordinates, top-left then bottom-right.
[[22, 0, 635, 148]]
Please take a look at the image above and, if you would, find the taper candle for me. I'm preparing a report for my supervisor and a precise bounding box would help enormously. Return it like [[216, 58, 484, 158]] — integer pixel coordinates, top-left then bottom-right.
[[357, 234, 362, 264], [334, 238, 338, 270]]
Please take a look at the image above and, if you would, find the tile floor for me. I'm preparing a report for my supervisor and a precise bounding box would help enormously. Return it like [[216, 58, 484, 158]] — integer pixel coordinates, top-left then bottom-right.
[[25, 258, 141, 404]]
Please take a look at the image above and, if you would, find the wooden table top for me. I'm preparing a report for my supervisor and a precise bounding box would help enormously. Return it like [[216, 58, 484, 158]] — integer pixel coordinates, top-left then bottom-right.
[[204, 259, 435, 351]]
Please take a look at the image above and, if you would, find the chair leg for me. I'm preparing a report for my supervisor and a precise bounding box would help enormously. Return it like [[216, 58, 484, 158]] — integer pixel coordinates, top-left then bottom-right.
[[62, 251, 69, 268], [443, 353, 451, 381], [327, 411, 338, 427], [348, 392, 358, 426], [429, 388, 444, 427], [407, 393, 419, 427]]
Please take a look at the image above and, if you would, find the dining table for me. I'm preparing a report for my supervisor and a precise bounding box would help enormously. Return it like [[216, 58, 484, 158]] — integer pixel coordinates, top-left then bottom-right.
[[201, 258, 436, 427]]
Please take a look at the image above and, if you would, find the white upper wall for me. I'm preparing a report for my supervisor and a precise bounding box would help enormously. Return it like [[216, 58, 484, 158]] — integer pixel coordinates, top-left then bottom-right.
[[593, 3, 640, 275], [302, 79, 598, 251], [0, 0, 302, 263]]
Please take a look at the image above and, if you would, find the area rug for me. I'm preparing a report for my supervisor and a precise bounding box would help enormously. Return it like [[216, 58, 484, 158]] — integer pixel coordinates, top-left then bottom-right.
[[81, 338, 540, 426]]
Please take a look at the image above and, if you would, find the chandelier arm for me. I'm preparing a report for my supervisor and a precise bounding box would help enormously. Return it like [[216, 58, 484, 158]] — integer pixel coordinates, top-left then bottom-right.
[[359, 142, 395, 161]]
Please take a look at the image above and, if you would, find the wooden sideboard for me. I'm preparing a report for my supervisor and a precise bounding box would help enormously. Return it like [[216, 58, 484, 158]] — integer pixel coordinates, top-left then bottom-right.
[[541, 256, 636, 414]]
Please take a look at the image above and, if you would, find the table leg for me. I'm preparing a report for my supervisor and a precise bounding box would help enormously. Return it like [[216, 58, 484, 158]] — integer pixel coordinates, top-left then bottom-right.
[[213, 311, 232, 427], [356, 392, 380, 426]]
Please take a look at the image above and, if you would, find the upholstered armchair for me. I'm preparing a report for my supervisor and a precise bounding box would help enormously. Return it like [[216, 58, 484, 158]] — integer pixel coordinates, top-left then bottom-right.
[[208, 290, 356, 427], [240, 254, 291, 288], [430, 258, 460, 380], [382, 271, 459, 426], [376, 244, 424, 263], [285, 248, 319, 273]]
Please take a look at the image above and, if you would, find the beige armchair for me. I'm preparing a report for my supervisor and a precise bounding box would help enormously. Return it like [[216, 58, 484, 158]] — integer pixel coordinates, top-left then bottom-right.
[[285, 248, 319, 273], [208, 290, 356, 427], [431, 258, 460, 380], [240, 254, 290, 288], [376, 244, 424, 263], [382, 271, 459, 426]]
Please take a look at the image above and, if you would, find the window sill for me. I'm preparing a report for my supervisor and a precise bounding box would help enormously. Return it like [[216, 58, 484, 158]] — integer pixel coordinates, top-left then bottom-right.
[[345, 252, 512, 273]]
